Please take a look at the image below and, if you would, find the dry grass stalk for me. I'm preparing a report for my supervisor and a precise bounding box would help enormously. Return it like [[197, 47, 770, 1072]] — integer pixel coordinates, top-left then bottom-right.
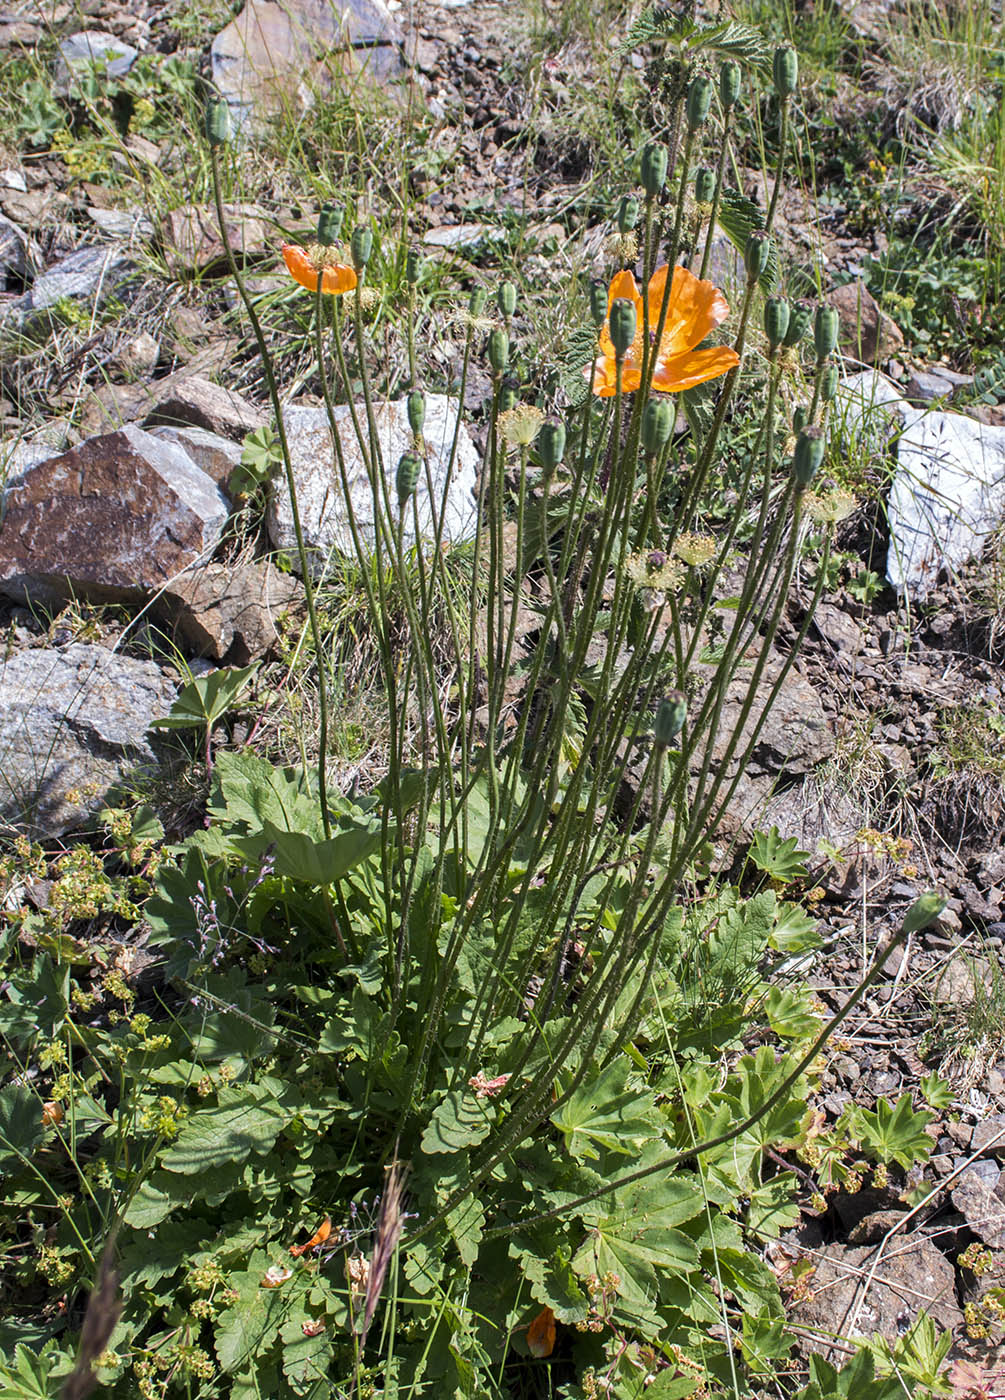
[[359, 1158, 408, 1348], [60, 1241, 122, 1400]]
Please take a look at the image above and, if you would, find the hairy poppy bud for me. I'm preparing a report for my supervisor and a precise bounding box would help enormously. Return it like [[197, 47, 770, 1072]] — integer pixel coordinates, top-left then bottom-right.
[[396, 450, 421, 509], [617, 195, 639, 233], [901, 891, 947, 935], [406, 248, 424, 285], [694, 166, 715, 204], [205, 98, 232, 148], [782, 298, 814, 348], [686, 74, 713, 130], [642, 398, 673, 455], [589, 281, 608, 328], [814, 305, 839, 361], [764, 295, 790, 350], [820, 363, 839, 401], [497, 281, 517, 318], [538, 421, 567, 472], [609, 298, 637, 358], [744, 230, 771, 283], [351, 225, 373, 270], [317, 203, 343, 245], [641, 141, 668, 197], [469, 287, 487, 316], [498, 379, 519, 413], [407, 389, 425, 436], [654, 693, 687, 746], [719, 60, 741, 110], [773, 45, 799, 98], [793, 404, 808, 433], [793, 427, 825, 485], [488, 328, 509, 373]]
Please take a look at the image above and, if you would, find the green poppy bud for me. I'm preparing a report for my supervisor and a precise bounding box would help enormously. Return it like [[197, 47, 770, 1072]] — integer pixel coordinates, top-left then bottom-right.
[[694, 166, 715, 204], [497, 281, 517, 318], [609, 298, 637, 358], [406, 248, 424, 285], [316, 202, 343, 245], [900, 891, 947, 935], [488, 328, 509, 373], [744, 230, 771, 283], [498, 378, 519, 413], [617, 194, 639, 233], [640, 141, 668, 197], [407, 389, 425, 436], [793, 427, 825, 485], [763, 295, 790, 350], [351, 225, 373, 270], [396, 450, 421, 509], [793, 404, 808, 433], [205, 98, 232, 148], [820, 363, 839, 401], [538, 421, 567, 472], [642, 398, 673, 455], [469, 287, 487, 316], [773, 45, 799, 98], [686, 74, 713, 130], [814, 304, 840, 361], [719, 60, 741, 110], [654, 692, 687, 747], [589, 280, 608, 328], [782, 298, 814, 348]]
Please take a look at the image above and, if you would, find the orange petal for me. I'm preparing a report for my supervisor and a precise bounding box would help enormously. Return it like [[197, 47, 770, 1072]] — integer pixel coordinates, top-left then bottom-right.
[[290, 1214, 333, 1257], [282, 244, 356, 295], [589, 354, 643, 397], [647, 264, 732, 358], [527, 1305, 556, 1358], [606, 268, 642, 315], [651, 344, 740, 393]]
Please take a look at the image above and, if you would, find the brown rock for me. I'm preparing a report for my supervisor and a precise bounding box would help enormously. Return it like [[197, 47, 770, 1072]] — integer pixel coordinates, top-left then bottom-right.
[[826, 282, 904, 366], [148, 425, 244, 487], [973, 1116, 1005, 1158], [144, 375, 265, 440], [163, 559, 301, 662], [951, 1167, 1005, 1249], [161, 203, 267, 276], [707, 655, 834, 779], [0, 426, 229, 605]]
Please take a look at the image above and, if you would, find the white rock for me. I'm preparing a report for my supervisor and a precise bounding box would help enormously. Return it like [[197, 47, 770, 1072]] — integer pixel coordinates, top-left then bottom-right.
[[836, 370, 1005, 596], [266, 395, 478, 575]]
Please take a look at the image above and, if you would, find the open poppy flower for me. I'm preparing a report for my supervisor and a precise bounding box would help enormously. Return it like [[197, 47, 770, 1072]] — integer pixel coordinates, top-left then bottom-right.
[[282, 243, 357, 295], [589, 264, 740, 397]]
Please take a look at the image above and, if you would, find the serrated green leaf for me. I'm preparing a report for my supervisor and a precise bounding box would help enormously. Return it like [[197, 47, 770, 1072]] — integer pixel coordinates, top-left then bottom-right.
[[420, 1090, 494, 1154], [551, 1058, 660, 1162], [151, 664, 258, 731], [445, 1193, 485, 1268], [848, 1094, 933, 1169], [749, 826, 810, 882], [0, 1085, 46, 1176], [161, 1082, 296, 1175], [238, 818, 382, 886], [717, 190, 779, 291], [213, 1250, 290, 1373]]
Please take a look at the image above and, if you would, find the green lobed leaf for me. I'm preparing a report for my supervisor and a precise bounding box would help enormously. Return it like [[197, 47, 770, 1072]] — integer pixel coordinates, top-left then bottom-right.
[[160, 1081, 299, 1176], [551, 1058, 661, 1162], [420, 1090, 495, 1155], [0, 1085, 46, 1177]]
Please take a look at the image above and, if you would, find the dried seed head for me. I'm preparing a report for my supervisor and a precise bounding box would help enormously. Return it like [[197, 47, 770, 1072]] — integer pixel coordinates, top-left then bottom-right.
[[802, 487, 857, 524], [673, 532, 716, 566]]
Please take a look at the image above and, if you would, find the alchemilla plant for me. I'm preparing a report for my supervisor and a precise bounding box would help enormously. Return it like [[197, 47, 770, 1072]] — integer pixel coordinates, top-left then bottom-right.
[[0, 10, 952, 1400]]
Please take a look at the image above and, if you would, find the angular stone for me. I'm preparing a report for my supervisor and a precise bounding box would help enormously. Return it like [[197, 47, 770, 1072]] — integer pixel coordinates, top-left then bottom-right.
[[55, 31, 138, 92], [266, 395, 478, 575], [1, 245, 134, 330], [144, 375, 266, 440], [112, 331, 160, 380], [826, 281, 904, 366], [148, 425, 243, 487], [952, 1167, 1005, 1249], [0, 643, 176, 837], [163, 559, 301, 662], [707, 655, 833, 779], [0, 425, 229, 606], [906, 367, 973, 405], [160, 203, 267, 276], [0, 212, 35, 282]]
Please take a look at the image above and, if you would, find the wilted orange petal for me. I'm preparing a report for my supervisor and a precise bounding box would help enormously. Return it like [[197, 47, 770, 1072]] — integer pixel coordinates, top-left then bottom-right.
[[527, 1305, 556, 1358], [651, 344, 740, 393], [282, 244, 356, 295], [290, 1215, 332, 1258], [647, 264, 731, 358], [41, 1101, 63, 1128]]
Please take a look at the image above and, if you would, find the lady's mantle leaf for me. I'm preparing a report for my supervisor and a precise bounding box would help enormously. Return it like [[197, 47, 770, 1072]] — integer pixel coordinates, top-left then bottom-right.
[[420, 1089, 494, 1154], [551, 1058, 660, 1162], [161, 1082, 298, 1175]]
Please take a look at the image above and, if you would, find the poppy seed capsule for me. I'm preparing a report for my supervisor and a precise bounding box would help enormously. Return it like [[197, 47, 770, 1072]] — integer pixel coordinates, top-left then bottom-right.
[[773, 45, 799, 98], [407, 390, 425, 436], [488, 328, 509, 373], [719, 60, 741, 110], [793, 427, 825, 485], [316, 203, 343, 245], [782, 298, 814, 348], [406, 249, 424, 285], [351, 226, 373, 270], [538, 421, 567, 472], [744, 230, 771, 283], [820, 363, 839, 401], [642, 398, 673, 454], [686, 74, 713, 130], [654, 693, 687, 747], [694, 167, 715, 204], [609, 298, 637, 358], [617, 195, 639, 233], [205, 98, 232, 148], [764, 295, 790, 349], [814, 305, 840, 361], [641, 141, 668, 197], [497, 281, 517, 318], [589, 281, 608, 327], [396, 450, 421, 509]]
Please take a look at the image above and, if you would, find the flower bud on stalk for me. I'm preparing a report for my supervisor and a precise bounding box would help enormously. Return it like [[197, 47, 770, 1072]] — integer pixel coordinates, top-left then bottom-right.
[[814, 305, 840, 362], [793, 427, 825, 486], [744, 230, 771, 284], [617, 195, 639, 233], [469, 287, 487, 316], [773, 44, 799, 98], [350, 225, 373, 270], [396, 450, 421, 510], [317, 203, 343, 245], [497, 281, 517, 318], [609, 298, 637, 359], [488, 328, 509, 374], [498, 379, 519, 413], [654, 693, 687, 747], [589, 281, 608, 328], [538, 421, 567, 472], [763, 295, 790, 350], [819, 363, 839, 402], [642, 398, 673, 455], [641, 141, 669, 198], [406, 248, 424, 284], [793, 405, 808, 433], [205, 98, 232, 148], [686, 74, 713, 130], [694, 166, 715, 205], [407, 389, 425, 437], [782, 298, 814, 348], [719, 60, 741, 110]]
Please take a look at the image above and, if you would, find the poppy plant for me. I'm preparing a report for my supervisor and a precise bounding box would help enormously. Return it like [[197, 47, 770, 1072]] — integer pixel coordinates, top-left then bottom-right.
[[589, 264, 740, 397], [282, 243, 357, 295]]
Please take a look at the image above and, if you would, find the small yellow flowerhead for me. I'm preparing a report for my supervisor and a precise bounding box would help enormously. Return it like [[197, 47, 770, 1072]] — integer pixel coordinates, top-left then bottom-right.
[[673, 532, 716, 567], [498, 403, 544, 448]]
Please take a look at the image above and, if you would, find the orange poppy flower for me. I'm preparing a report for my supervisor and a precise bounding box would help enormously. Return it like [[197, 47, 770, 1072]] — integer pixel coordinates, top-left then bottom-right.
[[282, 244, 357, 295], [289, 1215, 332, 1258], [589, 264, 740, 398], [527, 1305, 557, 1358]]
